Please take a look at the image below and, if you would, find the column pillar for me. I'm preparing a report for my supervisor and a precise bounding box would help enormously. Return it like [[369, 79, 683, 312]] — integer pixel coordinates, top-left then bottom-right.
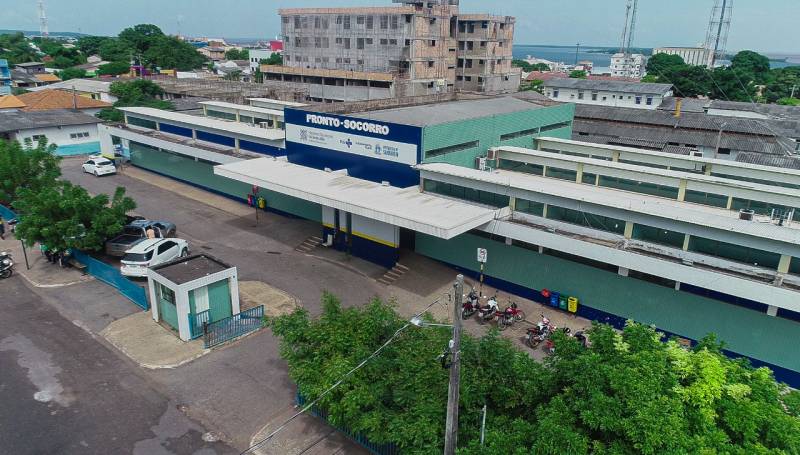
[[682, 234, 691, 251], [542, 203, 548, 219], [623, 221, 633, 239], [508, 196, 516, 211], [542, 165, 548, 177], [767, 305, 778, 317], [155, 122, 160, 131], [726, 195, 734, 210], [618, 266, 629, 277], [234, 137, 240, 151], [575, 163, 584, 184], [611, 150, 620, 162], [192, 129, 197, 140], [677, 179, 687, 202], [235, 111, 240, 122], [595, 173, 600, 186], [778, 255, 792, 274], [704, 163, 712, 176]]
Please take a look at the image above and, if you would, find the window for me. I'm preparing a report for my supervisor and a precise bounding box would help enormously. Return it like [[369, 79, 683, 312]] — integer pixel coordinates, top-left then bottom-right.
[[380, 38, 388, 45], [390, 15, 399, 29], [423, 179, 510, 208], [552, 89, 559, 98], [157, 240, 176, 255], [481, 21, 488, 29], [540, 121, 571, 132], [380, 15, 389, 29], [314, 16, 321, 28], [688, 237, 781, 269], [343, 15, 351, 29], [294, 17, 301, 28], [366, 16, 373, 29], [343, 38, 351, 49], [515, 198, 545, 216], [635, 96, 642, 104], [425, 140, 479, 158], [389, 39, 397, 45], [158, 283, 175, 305], [632, 224, 685, 248], [336, 15, 343, 25], [577, 91, 584, 100], [127, 116, 157, 129], [366, 38, 373, 45], [545, 205, 626, 235], [500, 128, 539, 141], [315, 37, 322, 48], [591, 92, 598, 101], [427, 61, 434, 68], [357, 38, 365, 49], [356, 15, 365, 25], [646, 96, 653, 105], [430, 40, 437, 46]]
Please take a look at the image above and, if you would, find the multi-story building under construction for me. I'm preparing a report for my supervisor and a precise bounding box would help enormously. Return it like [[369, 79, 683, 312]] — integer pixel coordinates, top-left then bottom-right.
[[264, 0, 520, 102]]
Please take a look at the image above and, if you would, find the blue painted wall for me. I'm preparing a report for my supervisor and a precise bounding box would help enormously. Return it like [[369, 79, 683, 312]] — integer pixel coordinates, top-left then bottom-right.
[[158, 122, 193, 138], [239, 139, 285, 156]]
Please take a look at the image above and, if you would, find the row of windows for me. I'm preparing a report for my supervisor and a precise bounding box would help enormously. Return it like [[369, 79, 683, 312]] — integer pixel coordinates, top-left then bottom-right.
[[284, 14, 404, 30], [423, 179, 510, 208], [127, 116, 157, 130], [206, 110, 237, 121], [425, 140, 479, 158], [69, 131, 91, 139], [549, 89, 654, 105]]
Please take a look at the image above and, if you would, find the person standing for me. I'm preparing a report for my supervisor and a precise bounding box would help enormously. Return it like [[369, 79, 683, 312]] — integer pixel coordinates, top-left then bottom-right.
[[146, 226, 156, 239], [0, 217, 5, 240]]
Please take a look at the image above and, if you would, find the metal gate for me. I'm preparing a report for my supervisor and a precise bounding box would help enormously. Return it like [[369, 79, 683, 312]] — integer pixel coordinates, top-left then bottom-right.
[[203, 305, 264, 348], [189, 310, 210, 339]]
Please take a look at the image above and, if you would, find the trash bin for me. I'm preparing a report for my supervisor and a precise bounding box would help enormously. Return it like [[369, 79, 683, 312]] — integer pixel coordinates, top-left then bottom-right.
[[247, 194, 255, 207], [257, 197, 266, 209], [559, 296, 568, 310], [549, 292, 560, 308], [568, 297, 579, 313]]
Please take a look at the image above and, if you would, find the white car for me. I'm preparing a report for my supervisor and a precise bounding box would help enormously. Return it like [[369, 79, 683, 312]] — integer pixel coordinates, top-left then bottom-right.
[[120, 238, 189, 277], [82, 157, 117, 176]]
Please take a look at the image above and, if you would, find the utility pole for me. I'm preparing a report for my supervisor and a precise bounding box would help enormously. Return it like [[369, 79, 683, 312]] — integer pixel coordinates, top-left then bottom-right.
[[444, 274, 463, 455], [574, 42, 580, 66]]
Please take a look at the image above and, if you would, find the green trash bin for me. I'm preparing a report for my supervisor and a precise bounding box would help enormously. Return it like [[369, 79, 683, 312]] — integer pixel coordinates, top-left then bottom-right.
[[559, 296, 568, 310]]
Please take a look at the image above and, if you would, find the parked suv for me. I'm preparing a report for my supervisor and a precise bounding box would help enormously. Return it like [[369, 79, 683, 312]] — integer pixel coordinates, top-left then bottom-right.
[[105, 220, 177, 257], [82, 157, 117, 176], [120, 238, 189, 277]]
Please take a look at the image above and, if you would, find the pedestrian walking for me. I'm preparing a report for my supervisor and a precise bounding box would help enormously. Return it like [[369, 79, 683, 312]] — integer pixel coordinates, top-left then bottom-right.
[[0, 217, 5, 240]]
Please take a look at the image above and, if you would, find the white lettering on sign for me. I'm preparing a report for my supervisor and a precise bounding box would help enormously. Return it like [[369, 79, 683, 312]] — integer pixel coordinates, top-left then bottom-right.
[[305, 114, 390, 136], [286, 124, 417, 165], [477, 248, 488, 263]]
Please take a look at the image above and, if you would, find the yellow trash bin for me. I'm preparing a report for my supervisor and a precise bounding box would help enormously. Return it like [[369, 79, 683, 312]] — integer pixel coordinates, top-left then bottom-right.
[[257, 197, 266, 209], [567, 297, 578, 313]]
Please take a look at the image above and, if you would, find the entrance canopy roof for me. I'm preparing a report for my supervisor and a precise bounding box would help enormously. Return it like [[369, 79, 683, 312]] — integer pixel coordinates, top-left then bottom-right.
[[214, 158, 502, 239]]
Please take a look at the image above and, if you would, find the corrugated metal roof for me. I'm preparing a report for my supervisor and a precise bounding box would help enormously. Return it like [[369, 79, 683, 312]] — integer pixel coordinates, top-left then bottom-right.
[[710, 100, 800, 121], [0, 109, 102, 133], [542, 78, 673, 95], [657, 97, 709, 113], [735, 153, 800, 170]]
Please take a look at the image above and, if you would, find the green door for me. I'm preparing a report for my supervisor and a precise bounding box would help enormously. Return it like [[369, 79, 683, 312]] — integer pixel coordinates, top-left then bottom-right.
[[207, 279, 233, 322], [158, 283, 180, 331]]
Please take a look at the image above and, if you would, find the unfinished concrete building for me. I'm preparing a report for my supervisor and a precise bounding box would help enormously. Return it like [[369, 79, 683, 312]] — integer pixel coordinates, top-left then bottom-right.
[[267, 0, 520, 103]]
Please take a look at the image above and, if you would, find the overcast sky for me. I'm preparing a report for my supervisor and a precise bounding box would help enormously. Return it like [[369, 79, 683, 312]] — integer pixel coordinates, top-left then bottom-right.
[[1, 0, 797, 54]]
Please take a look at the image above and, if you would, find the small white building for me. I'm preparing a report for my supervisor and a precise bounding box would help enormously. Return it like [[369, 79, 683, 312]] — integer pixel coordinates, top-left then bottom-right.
[[0, 109, 103, 155], [248, 49, 274, 74], [610, 53, 647, 78], [28, 78, 117, 103], [543, 79, 673, 110], [653, 47, 712, 67]]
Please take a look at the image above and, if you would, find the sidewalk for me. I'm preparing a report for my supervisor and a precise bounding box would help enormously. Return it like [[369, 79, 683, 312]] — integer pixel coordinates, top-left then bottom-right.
[[0, 234, 93, 288]]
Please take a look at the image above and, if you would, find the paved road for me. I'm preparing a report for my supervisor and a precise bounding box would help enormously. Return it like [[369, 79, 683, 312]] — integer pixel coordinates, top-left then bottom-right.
[[0, 276, 234, 455], [60, 160, 374, 452]]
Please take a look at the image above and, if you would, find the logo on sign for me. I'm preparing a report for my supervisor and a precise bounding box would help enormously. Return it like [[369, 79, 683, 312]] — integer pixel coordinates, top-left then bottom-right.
[[477, 248, 488, 263], [345, 138, 353, 148], [299, 129, 308, 141], [305, 114, 390, 136], [374, 144, 382, 155]]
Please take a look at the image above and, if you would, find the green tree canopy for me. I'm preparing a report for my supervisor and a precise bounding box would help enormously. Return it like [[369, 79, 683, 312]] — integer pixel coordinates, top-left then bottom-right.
[[270, 296, 800, 455], [15, 182, 136, 252], [97, 61, 130, 76], [98, 38, 131, 62], [0, 32, 39, 65], [56, 67, 87, 81], [97, 79, 174, 122], [645, 53, 686, 77], [143, 35, 207, 70], [225, 48, 249, 60], [76, 35, 112, 56], [118, 24, 165, 55], [731, 50, 771, 78], [261, 52, 283, 66], [512, 59, 550, 73], [569, 70, 587, 79], [0, 139, 61, 205]]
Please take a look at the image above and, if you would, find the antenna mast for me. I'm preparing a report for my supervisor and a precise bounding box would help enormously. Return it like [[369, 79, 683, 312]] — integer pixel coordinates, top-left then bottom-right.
[[38, 0, 49, 37], [704, 0, 733, 68]]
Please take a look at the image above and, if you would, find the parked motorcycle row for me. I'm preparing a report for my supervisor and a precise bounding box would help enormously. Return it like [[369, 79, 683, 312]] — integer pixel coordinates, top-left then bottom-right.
[[0, 251, 13, 279], [460, 288, 587, 351]]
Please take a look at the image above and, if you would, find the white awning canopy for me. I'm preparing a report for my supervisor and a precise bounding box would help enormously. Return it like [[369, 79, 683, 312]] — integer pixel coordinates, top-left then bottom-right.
[[214, 158, 502, 239]]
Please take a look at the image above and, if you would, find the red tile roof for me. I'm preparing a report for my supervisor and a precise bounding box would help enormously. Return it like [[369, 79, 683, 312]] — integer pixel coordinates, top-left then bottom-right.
[[15, 89, 112, 111]]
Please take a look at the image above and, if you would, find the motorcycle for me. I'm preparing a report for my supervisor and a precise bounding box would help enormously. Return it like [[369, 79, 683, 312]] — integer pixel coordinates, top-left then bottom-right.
[[0, 251, 14, 279], [496, 301, 526, 331], [476, 294, 499, 324], [525, 313, 554, 348], [461, 288, 481, 319]]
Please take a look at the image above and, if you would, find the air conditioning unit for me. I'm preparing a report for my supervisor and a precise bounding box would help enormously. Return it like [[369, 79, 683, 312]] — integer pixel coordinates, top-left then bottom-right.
[[475, 156, 487, 171], [487, 148, 498, 161], [258, 121, 272, 129], [690, 150, 703, 158]]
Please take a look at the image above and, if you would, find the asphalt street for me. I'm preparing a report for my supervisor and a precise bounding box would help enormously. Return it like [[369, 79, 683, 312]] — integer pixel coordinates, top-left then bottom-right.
[[0, 275, 235, 455]]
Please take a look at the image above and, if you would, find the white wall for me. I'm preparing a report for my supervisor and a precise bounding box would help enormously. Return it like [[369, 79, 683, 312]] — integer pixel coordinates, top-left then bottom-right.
[[322, 206, 399, 247], [12, 123, 100, 147], [249, 49, 273, 73], [544, 86, 668, 109]]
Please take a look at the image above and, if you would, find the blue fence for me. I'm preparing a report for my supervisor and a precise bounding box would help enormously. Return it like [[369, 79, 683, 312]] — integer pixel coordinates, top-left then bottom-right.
[[296, 392, 400, 455], [189, 309, 210, 339], [70, 249, 149, 310], [203, 305, 264, 348]]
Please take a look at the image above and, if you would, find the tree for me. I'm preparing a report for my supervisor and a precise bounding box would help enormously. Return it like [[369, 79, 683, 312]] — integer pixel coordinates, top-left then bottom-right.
[[225, 48, 249, 60], [269, 296, 800, 454], [261, 52, 283, 66], [569, 70, 587, 79], [512, 59, 550, 73], [645, 53, 686, 76], [99, 38, 132, 62], [15, 182, 136, 252], [0, 32, 39, 64], [97, 79, 174, 122], [520, 79, 544, 93], [118, 24, 165, 56], [0, 139, 61, 205], [142, 35, 207, 70], [76, 35, 112, 57], [97, 61, 130, 76], [56, 67, 87, 81], [731, 50, 771, 79], [777, 97, 800, 106]]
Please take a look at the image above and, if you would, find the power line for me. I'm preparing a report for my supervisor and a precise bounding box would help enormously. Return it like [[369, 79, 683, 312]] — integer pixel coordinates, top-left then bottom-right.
[[240, 296, 446, 455]]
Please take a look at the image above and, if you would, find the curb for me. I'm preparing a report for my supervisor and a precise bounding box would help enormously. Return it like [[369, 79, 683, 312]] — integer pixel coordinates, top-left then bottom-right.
[[17, 271, 94, 288]]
